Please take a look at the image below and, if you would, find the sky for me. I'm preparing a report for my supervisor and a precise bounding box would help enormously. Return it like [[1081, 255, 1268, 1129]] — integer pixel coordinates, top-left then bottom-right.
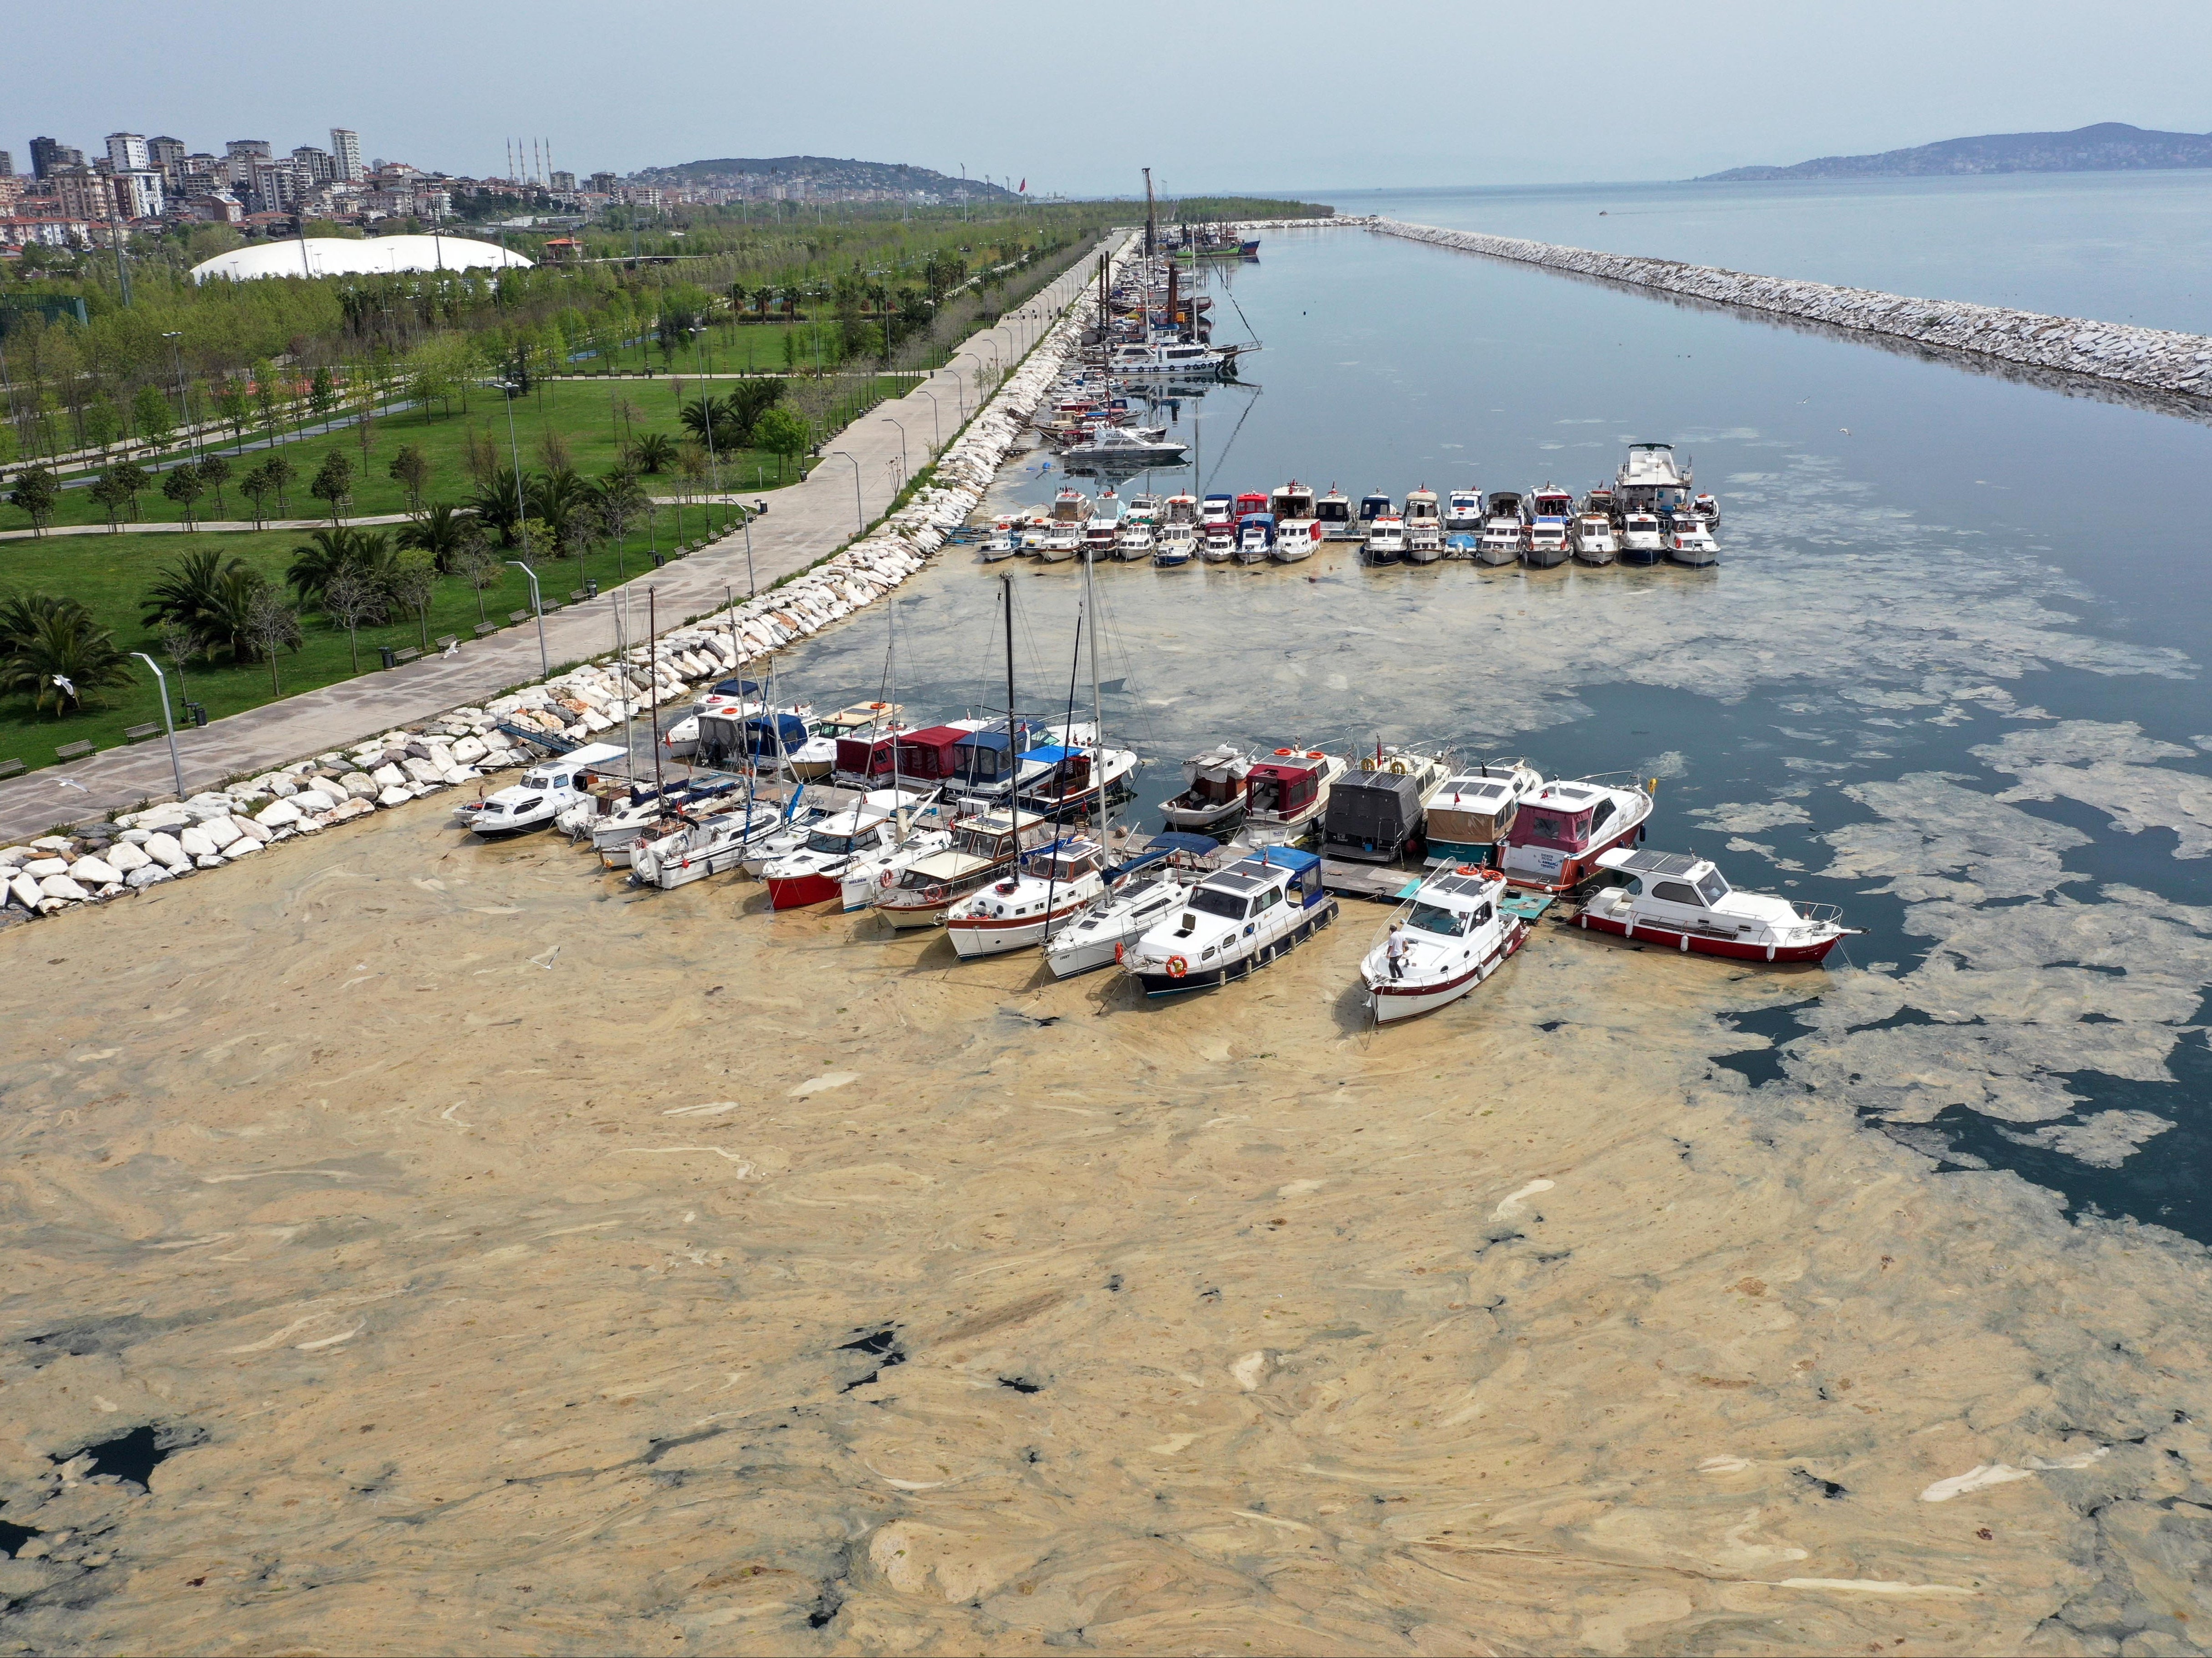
[[9, 0, 2211, 199]]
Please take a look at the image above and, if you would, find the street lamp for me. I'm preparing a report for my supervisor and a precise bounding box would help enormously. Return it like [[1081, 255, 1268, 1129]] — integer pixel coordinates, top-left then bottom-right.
[[880, 415, 908, 476], [506, 560, 549, 677], [952, 351, 982, 417], [827, 449, 863, 534], [691, 324, 720, 538], [493, 377, 530, 564], [915, 389, 942, 452], [127, 653, 185, 799], [161, 332, 193, 459]]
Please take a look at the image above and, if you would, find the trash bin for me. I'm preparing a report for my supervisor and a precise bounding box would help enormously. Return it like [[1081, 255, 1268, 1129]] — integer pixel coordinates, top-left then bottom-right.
[[378, 645, 398, 670], [585, 578, 599, 599], [184, 701, 208, 728], [651, 552, 665, 568]]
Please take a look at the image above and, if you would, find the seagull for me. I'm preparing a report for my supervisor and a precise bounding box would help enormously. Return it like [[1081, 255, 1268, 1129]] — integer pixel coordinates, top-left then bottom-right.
[[1839, 428, 1851, 435], [55, 777, 89, 793], [442, 638, 460, 658], [51, 673, 76, 698]]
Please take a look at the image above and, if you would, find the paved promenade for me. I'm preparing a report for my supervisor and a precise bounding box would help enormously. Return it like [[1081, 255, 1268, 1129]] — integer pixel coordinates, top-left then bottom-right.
[[0, 256, 1101, 843]]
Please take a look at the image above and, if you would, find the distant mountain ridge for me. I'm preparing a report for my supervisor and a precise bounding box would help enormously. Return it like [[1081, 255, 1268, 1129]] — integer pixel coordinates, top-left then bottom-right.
[[634, 155, 1015, 199], [1700, 122, 2212, 182]]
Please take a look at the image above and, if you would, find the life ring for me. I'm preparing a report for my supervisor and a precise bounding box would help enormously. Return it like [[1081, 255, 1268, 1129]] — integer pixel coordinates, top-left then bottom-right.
[[1114, 940, 1125, 963], [1166, 955, 1188, 978], [1456, 864, 1481, 877], [878, 868, 897, 888], [1307, 750, 1325, 760], [1275, 748, 1295, 756], [1388, 758, 1409, 775], [925, 884, 946, 903]]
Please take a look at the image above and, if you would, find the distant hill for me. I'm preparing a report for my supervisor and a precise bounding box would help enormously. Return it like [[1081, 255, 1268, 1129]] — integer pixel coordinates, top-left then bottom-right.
[[634, 155, 1016, 200], [1700, 122, 2212, 182]]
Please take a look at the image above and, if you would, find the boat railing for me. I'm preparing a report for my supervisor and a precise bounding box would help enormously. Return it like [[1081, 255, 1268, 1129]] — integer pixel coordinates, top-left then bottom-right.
[[1792, 901, 1848, 927]]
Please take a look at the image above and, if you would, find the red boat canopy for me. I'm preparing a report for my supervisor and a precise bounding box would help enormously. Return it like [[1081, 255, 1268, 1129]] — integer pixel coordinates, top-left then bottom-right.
[[893, 724, 970, 781], [1247, 758, 1321, 815], [835, 732, 899, 781]]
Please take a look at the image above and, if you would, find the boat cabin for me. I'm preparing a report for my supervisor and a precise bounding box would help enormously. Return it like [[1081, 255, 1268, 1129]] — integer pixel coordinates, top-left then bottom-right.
[[892, 724, 979, 783], [1317, 490, 1353, 530], [1234, 490, 1268, 521], [696, 709, 807, 768], [1322, 770, 1426, 862], [1165, 493, 1200, 525], [1405, 866, 1501, 938], [1187, 849, 1327, 922], [1201, 493, 1237, 528], [1506, 784, 1624, 858], [1425, 773, 1524, 859], [1358, 492, 1393, 524], [1447, 490, 1483, 523], [1247, 753, 1328, 821], [1531, 486, 1573, 520], [1050, 488, 1090, 525], [950, 727, 1032, 790], [1403, 489, 1441, 526], [697, 676, 764, 711], [1237, 512, 1276, 551], [1019, 837, 1106, 886], [802, 810, 894, 857], [1016, 744, 1094, 803], [1269, 481, 1316, 521], [1486, 491, 1524, 522]]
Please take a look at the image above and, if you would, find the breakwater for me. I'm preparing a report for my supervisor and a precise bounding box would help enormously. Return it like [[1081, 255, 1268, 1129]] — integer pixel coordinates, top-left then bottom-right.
[[1322, 215, 2212, 403], [0, 233, 1139, 923]]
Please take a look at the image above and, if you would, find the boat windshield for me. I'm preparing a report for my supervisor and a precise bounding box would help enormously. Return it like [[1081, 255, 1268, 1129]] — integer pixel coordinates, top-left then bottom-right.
[[804, 831, 859, 855], [1407, 902, 1472, 938], [1696, 870, 1729, 905], [1189, 888, 1248, 920]]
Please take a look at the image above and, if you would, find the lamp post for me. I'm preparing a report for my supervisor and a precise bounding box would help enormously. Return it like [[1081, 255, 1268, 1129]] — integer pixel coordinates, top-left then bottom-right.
[[881, 415, 908, 476], [506, 559, 549, 677], [915, 389, 941, 452], [828, 450, 863, 534], [128, 653, 185, 798], [691, 324, 720, 538], [738, 503, 756, 595], [952, 351, 981, 417], [161, 331, 194, 459], [495, 377, 530, 562]]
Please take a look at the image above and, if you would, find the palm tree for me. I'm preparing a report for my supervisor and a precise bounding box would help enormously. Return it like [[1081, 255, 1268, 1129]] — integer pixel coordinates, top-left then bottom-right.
[[287, 527, 363, 609], [142, 549, 267, 663], [397, 502, 471, 573], [467, 468, 526, 546], [626, 432, 676, 474], [527, 467, 590, 553], [0, 594, 135, 716]]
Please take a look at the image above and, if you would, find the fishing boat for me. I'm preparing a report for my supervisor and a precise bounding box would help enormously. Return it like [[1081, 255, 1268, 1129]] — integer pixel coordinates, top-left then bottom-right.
[[786, 703, 901, 781], [1572, 512, 1619, 565], [1049, 485, 1091, 533], [1356, 491, 1393, 537], [1616, 441, 1692, 519], [1125, 493, 1163, 526], [455, 742, 629, 838], [1037, 522, 1082, 562], [1200, 493, 1237, 540], [1271, 515, 1323, 562], [1115, 520, 1156, 561], [1163, 492, 1200, 532], [1322, 769, 1427, 863], [658, 676, 766, 761], [1235, 512, 1276, 564], [1582, 486, 1619, 520], [1423, 760, 1544, 867], [1243, 749, 1348, 847], [1364, 515, 1406, 564], [1201, 524, 1237, 561], [1360, 865, 1529, 1023], [695, 706, 811, 776], [1160, 743, 1255, 833], [1403, 487, 1443, 546], [1498, 779, 1654, 894], [1444, 489, 1484, 531], [1667, 517, 1720, 567], [945, 837, 1110, 958], [1523, 517, 1571, 568], [1578, 847, 1858, 963], [1268, 481, 1316, 524], [588, 778, 751, 867], [1691, 491, 1721, 528], [1476, 492, 1524, 566], [1317, 487, 1358, 540], [628, 798, 786, 888], [1120, 848, 1338, 996], [1084, 491, 1123, 559], [1620, 511, 1665, 566], [982, 517, 1022, 561], [1154, 521, 1197, 566]]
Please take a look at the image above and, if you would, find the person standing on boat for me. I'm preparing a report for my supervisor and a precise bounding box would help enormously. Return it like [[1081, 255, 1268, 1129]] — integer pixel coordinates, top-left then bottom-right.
[[1387, 923, 1409, 981]]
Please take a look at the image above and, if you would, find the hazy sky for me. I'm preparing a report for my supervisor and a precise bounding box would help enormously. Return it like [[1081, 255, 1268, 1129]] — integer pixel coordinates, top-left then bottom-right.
[[10, 0, 2211, 198]]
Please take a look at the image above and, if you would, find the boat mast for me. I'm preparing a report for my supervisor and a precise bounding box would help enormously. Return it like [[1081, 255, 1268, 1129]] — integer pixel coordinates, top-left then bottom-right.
[[648, 586, 665, 800], [1143, 167, 1155, 263], [1001, 570, 1017, 780], [1083, 529, 1108, 844]]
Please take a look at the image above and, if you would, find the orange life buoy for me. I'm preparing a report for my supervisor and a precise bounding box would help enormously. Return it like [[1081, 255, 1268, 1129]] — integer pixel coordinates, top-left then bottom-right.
[[1456, 864, 1481, 877], [1166, 955, 1188, 978], [1114, 940, 1125, 963], [925, 884, 946, 903], [878, 868, 896, 888], [1307, 750, 1325, 760], [1275, 748, 1294, 756]]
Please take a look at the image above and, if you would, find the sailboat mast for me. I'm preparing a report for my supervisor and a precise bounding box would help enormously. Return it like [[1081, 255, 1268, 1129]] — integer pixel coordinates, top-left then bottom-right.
[[1001, 571, 1017, 765], [648, 586, 665, 799], [1143, 166, 1155, 262], [1083, 534, 1108, 842]]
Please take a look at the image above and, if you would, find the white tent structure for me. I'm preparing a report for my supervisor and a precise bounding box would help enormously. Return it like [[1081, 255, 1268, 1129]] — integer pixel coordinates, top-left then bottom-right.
[[190, 234, 533, 284]]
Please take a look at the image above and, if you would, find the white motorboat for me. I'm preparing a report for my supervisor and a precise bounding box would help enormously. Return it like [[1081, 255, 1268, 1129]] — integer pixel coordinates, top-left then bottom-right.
[[1475, 493, 1525, 566], [1360, 864, 1529, 1023], [1423, 759, 1545, 867], [838, 824, 954, 914], [1125, 493, 1163, 525], [1163, 492, 1200, 533], [1243, 749, 1349, 847], [1524, 517, 1571, 568], [1402, 488, 1443, 546], [1063, 426, 1188, 467], [1268, 481, 1317, 525], [628, 799, 785, 889], [1317, 487, 1358, 540], [1154, 521, 1197, 566], [1235, 514, 1276, 564], [1037, 522, 1082, 563], [1620, 511, 1665, 565], [873, 809, 1056, 928], [1572, 512, 1618, 565], [656, 674, 770, 761], [1667, 518, 1720, 567], [454, 742, 628, 838], [1044, 864, 1200, 979], [1498, 778, 1654, 894], [1199, 493, 1237, 541], [1201, 526, 1237, 562], [1444, 489, 1484, 531], [1691, 491, 1722, 528], [759, 790, 932, 908], [945, 837, 1109, 958], [1364, 515, 1406, 564], [1105, 339, 1235, 377], [981, 517, 1022, 561], [1578, 846, 1858, 964], [1160, 743, 1254, 833], [585, 777, 752, 867], [784, 702, 902, 782], [1616, 441, 1692, 520], [1121, 847, 1338, 995], [1115, 521, 1156, 561], [1356, 492, 1393, 539], [1271, 516, 1323, 562]]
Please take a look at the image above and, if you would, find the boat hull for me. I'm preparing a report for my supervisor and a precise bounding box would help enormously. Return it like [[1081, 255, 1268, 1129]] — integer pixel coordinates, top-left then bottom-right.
[[1523, 547, 1569, 570], [1242, 806, 1325, 848], [945, 895, 1094, 958], [766, 870, 841, 909], [1576, 910, 1842, 963], [1423, 838, 1499, 867], [1133, 898, 1337, 995], [1668, 546, 1719, 568], [1473, 545, 1517, 566], [1367, 918, 1528, 1022]]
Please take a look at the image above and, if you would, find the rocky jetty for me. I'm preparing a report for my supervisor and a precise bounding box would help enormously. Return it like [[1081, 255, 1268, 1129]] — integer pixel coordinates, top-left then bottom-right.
[[1361, 216, 2212, 401], [0, 234, 1136, 927]]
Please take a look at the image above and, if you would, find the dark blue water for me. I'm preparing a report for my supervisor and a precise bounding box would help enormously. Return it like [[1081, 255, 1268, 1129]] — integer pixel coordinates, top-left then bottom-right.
[[777, 214, 2212, 1243]]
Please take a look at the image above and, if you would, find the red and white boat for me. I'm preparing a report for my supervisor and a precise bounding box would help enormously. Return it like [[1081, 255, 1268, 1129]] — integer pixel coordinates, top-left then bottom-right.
[[760, 790, 933, 909], [1359, 864, 1529, 1022], [944, 837, 1108, 958], [1576, 847, 1858, 963], [1497, 779, 1653, 893], [872, 809, 1055, 928]]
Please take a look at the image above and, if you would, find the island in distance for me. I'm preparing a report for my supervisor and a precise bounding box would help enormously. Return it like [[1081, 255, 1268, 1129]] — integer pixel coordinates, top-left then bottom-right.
[[1700, 120, 2212, 181]]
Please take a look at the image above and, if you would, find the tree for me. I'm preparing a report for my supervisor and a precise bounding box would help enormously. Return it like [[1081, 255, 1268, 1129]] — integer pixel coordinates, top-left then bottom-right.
[[239, 463, 275, 529], [386, 554, 438, 652], [6, 466, 58, 536], [308, 366, 338, 422], [397, 502, 471, 573], [197, 452, 232, 518], [143, 549, 265, 663], [215, 380, 253, 446], [627, 432, 675, 474], [0, 593, 134, 717], [132, 384, 177, 448], [528, 467, 591, 553], [724, 376, 784, 445], [322, 565, 376, 673], [287, 527, 367, 610], [310, 450, 354, 524], [158, 618, 201, 702], [263, 452, 297, 515], [468, 468, 526, 546], [109, 460, 151, 520], [451, 534, 501, 626], [674, 441, 709, 502], [388, 443, 432, 512], [243, 583, 303, 692], [755, 407, 810, 482], [82, 398, 123, 454], [160, 461, 207, 529], [89, 472, 134, 531]]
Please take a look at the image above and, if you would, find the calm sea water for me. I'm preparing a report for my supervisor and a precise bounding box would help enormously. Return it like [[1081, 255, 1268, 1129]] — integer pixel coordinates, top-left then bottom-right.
[[770, 197, 2212, 1243]]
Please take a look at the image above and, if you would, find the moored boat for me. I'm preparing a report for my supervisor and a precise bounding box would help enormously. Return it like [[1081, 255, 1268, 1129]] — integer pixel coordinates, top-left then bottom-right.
[[1476, 492, 1524, 566], [1360, 864, 1529, 1022], [1422, 759, 1544, 867], [1271, 515, 1323, 561], [873, 808, 1057, 928], [1317, 487, 1358, 540], [1243, 749, 1348, 847], [1577, 847, 1857, 962], [455, 742, 629, 838], [945, 837, 1109, 958], [1444, 488, 1484, 531], [1120, 847, 1337, 996], [1523, 516, 1571, 568], [762, 803, 902, 909], [1498, 778, 1653, 893], [1620, 511, 1665, 566], [1115, 520, 1156, 561], [1160, 742, 1254, 834], [1364, 515, 1406, 564], [1235, 512, 1276, 564], [1572, 512, 1619, 565], [1667, 517, 1719, 567], [1154, 521, 1196, 566]]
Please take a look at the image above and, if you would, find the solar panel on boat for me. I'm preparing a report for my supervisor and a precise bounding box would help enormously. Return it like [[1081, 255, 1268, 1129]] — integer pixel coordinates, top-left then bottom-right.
[[1611, 849, 1701, 878], [1427, 873, 1492, 898]]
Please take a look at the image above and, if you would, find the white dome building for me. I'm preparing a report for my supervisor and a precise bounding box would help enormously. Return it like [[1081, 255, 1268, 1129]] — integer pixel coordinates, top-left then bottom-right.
[[190, 234, 534, 284]]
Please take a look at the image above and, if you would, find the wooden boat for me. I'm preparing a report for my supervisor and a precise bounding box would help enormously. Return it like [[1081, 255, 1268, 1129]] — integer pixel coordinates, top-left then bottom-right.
[[1423, 760, 1544, 867]]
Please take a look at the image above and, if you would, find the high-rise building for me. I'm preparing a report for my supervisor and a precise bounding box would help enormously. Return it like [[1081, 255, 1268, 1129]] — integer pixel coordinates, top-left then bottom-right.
[[51, 167, 116, 221], [148, 136, 185, 177], [548, 170, 576, 193], [225, 138, 272, 161], [105, 133, 150, 173], [329, 128, 362, 183], [114, 170, 165, 220], [0, 152, 12, 179], [588, 170, 619, 194], [29, 137, 82, 179], [292, 146, 337, 185]]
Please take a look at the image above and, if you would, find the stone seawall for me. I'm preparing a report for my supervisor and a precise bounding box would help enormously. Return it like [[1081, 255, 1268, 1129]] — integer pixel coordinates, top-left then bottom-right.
[[1353, 215, 2212, 402]]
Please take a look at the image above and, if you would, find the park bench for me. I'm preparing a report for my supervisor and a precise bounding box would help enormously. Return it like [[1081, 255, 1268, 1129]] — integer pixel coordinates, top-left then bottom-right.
[[474, 621, 497, 638], [568, 589, 588, 603], [123, 723, 161, 744], [434, 635, 458, 652], [392, 646, 422, 665], [509, 609, 531, 624], [54, 740, 94, 762], [0, 759, 24, 780]]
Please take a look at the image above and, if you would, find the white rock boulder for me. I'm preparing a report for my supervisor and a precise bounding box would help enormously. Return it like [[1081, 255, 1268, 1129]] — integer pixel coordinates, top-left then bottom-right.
[[39, 875, 90, 903], [145, 832, 190, 870], [69, 856, 122, 886]]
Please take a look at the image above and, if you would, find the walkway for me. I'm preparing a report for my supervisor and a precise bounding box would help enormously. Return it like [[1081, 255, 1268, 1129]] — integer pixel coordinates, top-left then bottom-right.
[[0, 253, 1105, 843]]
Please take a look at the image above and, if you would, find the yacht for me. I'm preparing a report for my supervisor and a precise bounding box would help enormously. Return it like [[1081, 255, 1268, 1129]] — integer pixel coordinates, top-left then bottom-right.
[[1572, 512, 1619, 565], [945, 837, 1109, 958], [1154, 521, 1197, 566], [1115, 520, 1157, 561], [1120, 848, 1338, 996], [1667, 517, 1720, 567], [1317, 487, 1358, 540], [1013, 742, 1140, 823], [1243, 749, 1349, 847], [1364, 515, 1407, 564], [627, 799, 786, 889], [1105, 339, 1234, 377], [1476, 493, 1524, 566], [1423, 760, 1544, 867], [1160, 743, 1254, 834], [873, 809, 1056, 928], [1268, 481, 1317, 525], [1616, 441, 1692, 520], [1498, 779, 1654, 893], [455, 742, 629, 838], [1444, 489, 1484, 531], [1062, 427, 1187, 466], [1044, 862, 1203, 979], [761, 803, 904, 909], [1360, 865, 1530, 1023], [1272, 515, 1323, 562], [1620, 511, 1665, 566], [1578, 846, 1858, 963], [1235, 512, 1276, 564]]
